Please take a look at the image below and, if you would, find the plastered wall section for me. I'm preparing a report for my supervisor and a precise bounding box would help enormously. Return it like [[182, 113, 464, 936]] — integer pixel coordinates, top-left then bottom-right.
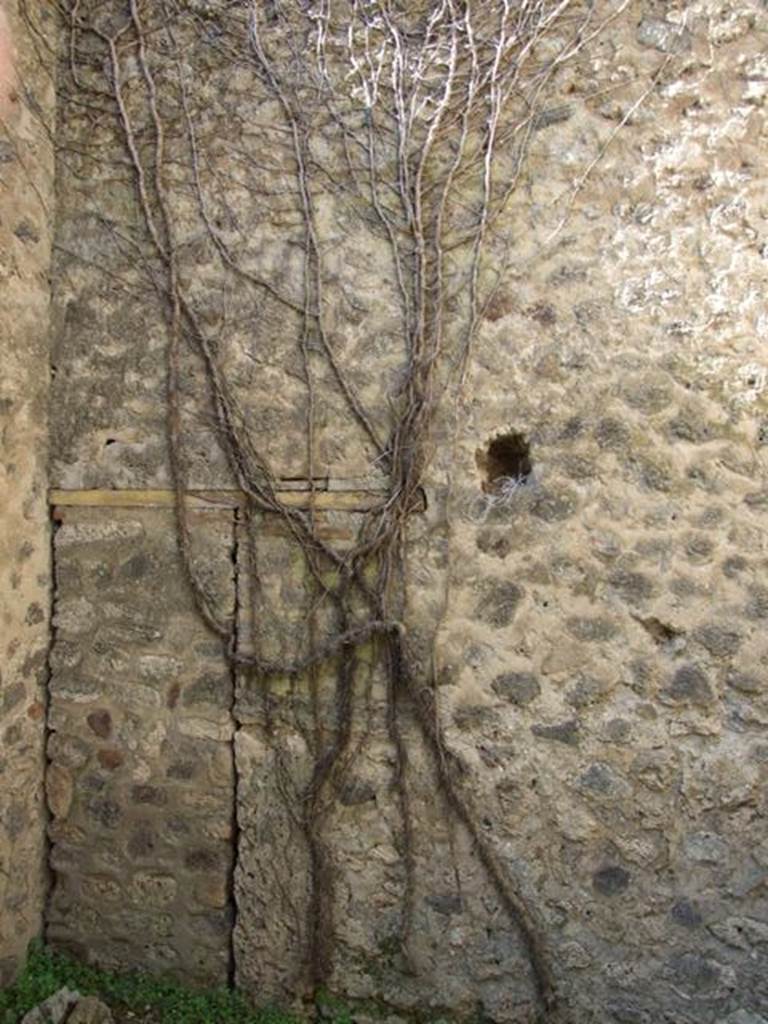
[[0, 0, 57, 986]]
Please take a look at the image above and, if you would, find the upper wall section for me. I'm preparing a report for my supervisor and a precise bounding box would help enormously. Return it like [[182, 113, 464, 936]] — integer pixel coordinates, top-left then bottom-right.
[[48, 0, 768, 494], [50, 0, 403, 490], [0, 0, 58, 985]]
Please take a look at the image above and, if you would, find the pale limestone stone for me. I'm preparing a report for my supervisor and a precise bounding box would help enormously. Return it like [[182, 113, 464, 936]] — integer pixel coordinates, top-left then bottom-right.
[[20, 988, 79, 1024], [46, 765, 74, 820], [67, 997, 114, 1024]]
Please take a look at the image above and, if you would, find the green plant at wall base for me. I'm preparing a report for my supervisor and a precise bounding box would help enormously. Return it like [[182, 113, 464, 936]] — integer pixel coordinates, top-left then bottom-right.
[[0, 942, 302, 1024]]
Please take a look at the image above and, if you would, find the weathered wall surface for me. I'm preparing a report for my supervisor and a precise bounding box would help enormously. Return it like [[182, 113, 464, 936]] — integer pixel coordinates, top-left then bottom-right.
[[46, 504, 236, 985], [414, 5, 768, 1021], [44, 2, 768, 1023], [0, 0, 57, 986]]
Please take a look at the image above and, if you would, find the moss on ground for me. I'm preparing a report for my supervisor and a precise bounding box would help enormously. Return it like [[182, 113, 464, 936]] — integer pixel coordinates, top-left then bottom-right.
[[0, 942, 301, 1024]]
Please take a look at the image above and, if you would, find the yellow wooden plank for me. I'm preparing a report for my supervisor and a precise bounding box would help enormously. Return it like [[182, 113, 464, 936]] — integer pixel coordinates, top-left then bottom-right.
[[48, 489, 382, 512]]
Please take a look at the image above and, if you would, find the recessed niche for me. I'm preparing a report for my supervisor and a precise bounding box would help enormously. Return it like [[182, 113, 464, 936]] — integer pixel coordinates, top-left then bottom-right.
[[477, 431, 532, 493]]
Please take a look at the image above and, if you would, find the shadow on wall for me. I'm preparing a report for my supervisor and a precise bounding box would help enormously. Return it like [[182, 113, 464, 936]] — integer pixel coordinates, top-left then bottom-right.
[[0, 7, 15, 115]]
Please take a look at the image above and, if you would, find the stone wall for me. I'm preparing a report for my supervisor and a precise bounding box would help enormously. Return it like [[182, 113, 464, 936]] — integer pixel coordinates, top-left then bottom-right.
[[46, 504, 236, 984], [38, 2, 768, 1023], [0, 0, 57, 987]]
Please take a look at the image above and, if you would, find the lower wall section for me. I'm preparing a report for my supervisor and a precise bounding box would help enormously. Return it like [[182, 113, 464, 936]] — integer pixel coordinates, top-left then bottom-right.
[[42, 502, 768, 1024], [233, 716, 540, 1022], [46, 506, 236, 984]]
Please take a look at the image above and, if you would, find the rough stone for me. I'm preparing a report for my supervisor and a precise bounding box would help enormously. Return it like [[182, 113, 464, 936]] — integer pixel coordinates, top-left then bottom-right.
[[491, 672, 541, 706], [660, 664, 714, 706], [693, 624, 742, 659], [719, 1012, 768, 1024], [46, 765, 74, 820], [85, 710, 112, 740], [636, 17, 692, 55], [727, 672, 762, 695], [666, 953, 724, 995], [566, 616, 619, 643], [67, 996, 114, 1024], [529, 487, 577, 522], [20, 988, 80, 1024], [607, 569, 654, 603], [594, 418, 631, 450], [531, 720, 579, 746], [474, 580, 524, 628], [684, 832, 728, 865], [670, 898, 702, 929], [592, 866, 631, 896]]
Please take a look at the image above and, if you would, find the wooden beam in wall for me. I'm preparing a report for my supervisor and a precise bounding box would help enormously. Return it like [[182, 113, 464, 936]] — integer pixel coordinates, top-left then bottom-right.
[[48, 488, 384, 512]]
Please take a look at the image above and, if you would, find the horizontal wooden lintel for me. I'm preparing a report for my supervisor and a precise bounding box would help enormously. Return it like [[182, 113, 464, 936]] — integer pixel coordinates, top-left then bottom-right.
[[49, 488, 383, 512]]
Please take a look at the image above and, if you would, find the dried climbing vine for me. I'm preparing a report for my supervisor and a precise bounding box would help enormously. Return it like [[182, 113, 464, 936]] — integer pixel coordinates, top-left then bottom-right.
[[59, 2, 634, 1019]]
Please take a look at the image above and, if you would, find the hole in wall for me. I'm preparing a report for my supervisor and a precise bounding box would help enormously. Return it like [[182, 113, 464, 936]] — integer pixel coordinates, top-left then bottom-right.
[[476, 431, 533, 494], [104, 438, 118, 447]]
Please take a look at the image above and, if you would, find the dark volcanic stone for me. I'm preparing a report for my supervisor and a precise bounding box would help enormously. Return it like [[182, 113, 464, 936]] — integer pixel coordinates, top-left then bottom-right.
[[578, 762, 618, 794], [746, 585, 768, 620], [127, 826, 157, 858], [531, 720, 579, 745], [131, 785, 167, 806], [621, 372, 673, 413], [666, 410, 714, 443], [426, 894, 464, 916], [182, 673, 230, 708], [120, 553, 154, 579], [727, 671, 762, 695], [86, 709, 112, 739], [167, 760, 197, 780], [608, 569, 653, 603], [633, 454, 675, 492], [185, 848, 221, 871], [722, 555, 748, 577], [693, 623, 741, 659], [474, 580, 524, 628], [593, 866, 630, 895], [670, 898, 703, 928], [338, 779, 377, 806], [14, 220, 40, 244], [661, 663, 714, 705], [604, 718, 632, 744], [594, 417, 631, 450], [476, 529, 512, 559], [566, 676, 610, 708], [492, 672, 541, 706], [96, 749, 124, 771], [686, 534, 714, 561], [667, 952, 721, 994], [2, 683, 25, 713], [87, 797, 121, 829]]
